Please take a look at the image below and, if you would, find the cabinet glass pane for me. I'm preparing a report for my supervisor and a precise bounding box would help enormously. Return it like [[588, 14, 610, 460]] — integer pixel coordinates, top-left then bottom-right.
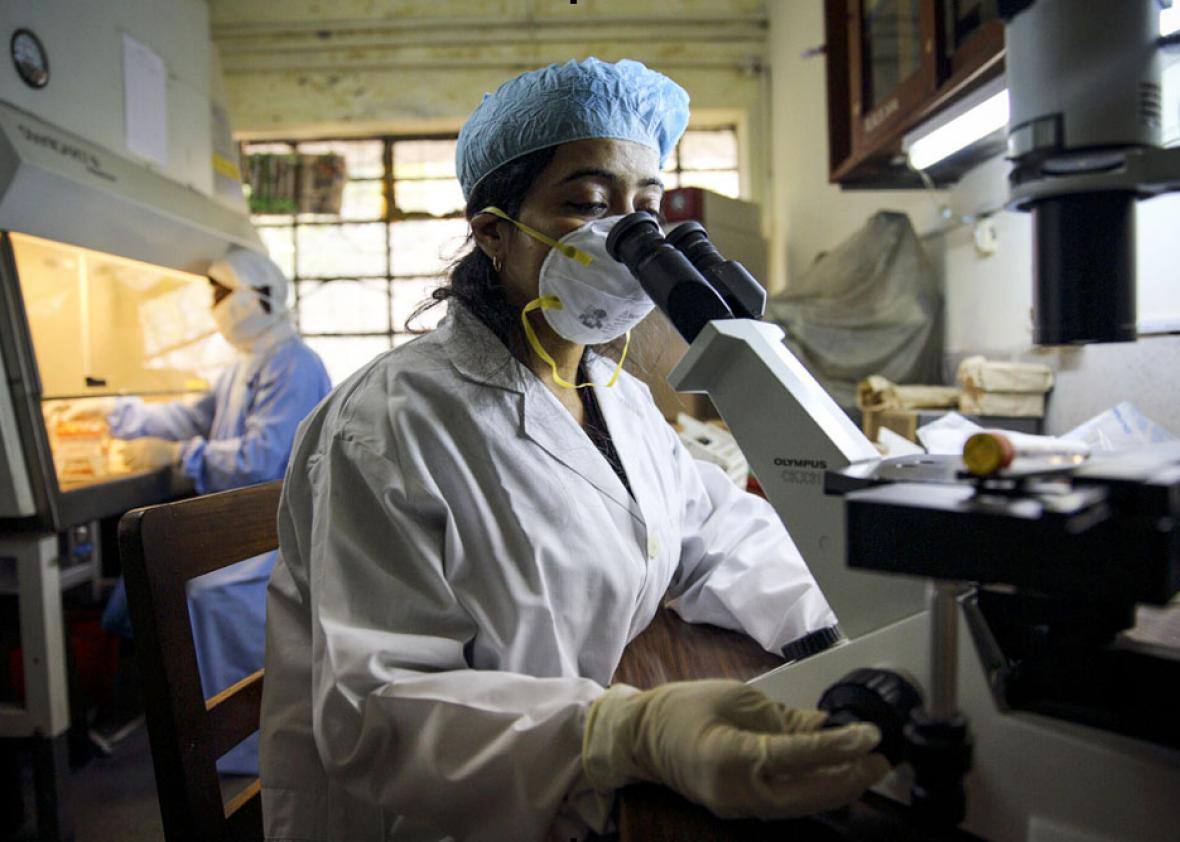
[[943, 0, 999, 57], [304, 335, 391, 385], [11, 232, 232, 399], [297, 279, 389, 334], [297, 223, 387, 278], [861, 0, 923, 111], [392, 277, 446, 333], [390, 219, 469, 277]]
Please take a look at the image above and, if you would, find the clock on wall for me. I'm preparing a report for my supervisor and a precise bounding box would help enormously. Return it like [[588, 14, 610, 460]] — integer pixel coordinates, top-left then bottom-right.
[[11, 28, 49, 89]]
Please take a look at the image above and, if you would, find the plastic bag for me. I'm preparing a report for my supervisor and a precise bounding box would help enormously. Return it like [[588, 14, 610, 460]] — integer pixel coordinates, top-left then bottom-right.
[[1062, 401, 1177, 452], [767, 211, 942, 412], [917, 412, 1088, 461]]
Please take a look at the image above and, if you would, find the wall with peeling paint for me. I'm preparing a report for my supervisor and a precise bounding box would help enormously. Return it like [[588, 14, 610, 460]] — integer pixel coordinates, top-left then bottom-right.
[[211, 0, 771, 210]]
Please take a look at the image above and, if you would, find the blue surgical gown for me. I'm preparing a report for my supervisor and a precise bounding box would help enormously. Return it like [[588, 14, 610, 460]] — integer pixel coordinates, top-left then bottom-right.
[[104, 333, 330, 774]]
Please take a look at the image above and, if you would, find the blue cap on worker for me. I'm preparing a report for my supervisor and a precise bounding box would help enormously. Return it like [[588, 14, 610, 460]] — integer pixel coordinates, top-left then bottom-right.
[[456, 57, 691, 200]]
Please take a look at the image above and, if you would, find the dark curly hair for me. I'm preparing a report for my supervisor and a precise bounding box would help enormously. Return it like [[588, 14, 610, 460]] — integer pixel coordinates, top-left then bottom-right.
[[407, 147, 557, 362]]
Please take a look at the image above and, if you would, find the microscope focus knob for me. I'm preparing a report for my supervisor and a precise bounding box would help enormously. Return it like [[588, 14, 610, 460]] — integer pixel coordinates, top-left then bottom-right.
[[817, 668, 923, 765]]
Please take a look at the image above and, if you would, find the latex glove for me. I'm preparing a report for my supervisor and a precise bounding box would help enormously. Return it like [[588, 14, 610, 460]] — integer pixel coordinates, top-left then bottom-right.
[[121, 437, 181, 471], [60, 397, 117, 423], [583, 680, 890, 820]]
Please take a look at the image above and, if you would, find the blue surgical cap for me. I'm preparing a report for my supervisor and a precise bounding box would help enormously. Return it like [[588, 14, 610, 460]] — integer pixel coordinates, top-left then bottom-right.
[[456, 58, 690, 200]]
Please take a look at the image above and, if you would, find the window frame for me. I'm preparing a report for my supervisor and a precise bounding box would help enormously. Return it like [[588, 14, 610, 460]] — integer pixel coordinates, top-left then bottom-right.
[[241, 127, 741, 379]]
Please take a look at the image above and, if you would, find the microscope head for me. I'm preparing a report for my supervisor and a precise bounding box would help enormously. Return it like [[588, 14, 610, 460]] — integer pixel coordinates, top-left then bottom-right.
[[1002, 0, 1180, 344]]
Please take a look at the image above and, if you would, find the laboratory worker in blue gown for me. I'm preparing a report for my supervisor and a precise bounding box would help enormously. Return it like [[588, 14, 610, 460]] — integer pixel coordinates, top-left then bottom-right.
[[72, 247, 331, 774]]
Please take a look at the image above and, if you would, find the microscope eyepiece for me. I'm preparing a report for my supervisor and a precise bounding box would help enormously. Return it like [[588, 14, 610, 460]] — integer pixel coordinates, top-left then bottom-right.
[[605, 211, 666, 266], [606, 211, 732, 344], [664, 222, 767, 320], [665, 221, 726, 274]]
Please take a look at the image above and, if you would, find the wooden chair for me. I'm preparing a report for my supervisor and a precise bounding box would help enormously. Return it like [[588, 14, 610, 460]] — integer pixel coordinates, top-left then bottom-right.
[[118, 480, 282, 842]]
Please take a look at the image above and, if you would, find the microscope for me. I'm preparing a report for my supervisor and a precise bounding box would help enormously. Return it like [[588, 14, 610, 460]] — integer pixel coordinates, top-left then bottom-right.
[[608, 2, 1180, 838]]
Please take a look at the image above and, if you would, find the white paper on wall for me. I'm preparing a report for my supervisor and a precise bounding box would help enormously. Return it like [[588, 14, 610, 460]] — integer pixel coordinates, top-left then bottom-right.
[[122, 33, 167, 167]]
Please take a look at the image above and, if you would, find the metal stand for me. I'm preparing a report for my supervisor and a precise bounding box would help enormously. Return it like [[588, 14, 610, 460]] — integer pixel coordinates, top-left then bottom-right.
[[905, 582, 972, 827], [0, 532, 75, 842]]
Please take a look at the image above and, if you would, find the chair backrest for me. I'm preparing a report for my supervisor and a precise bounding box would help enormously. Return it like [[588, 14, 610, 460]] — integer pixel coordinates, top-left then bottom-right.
[[118, 480, 282, 842]]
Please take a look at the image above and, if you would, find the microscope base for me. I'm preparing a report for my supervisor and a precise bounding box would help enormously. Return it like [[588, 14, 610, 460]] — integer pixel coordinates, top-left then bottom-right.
[[751, 612, 1180, 842]]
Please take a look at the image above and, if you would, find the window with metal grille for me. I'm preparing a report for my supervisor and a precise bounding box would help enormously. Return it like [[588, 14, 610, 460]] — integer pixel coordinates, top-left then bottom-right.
[[243, 128, 739, 384]]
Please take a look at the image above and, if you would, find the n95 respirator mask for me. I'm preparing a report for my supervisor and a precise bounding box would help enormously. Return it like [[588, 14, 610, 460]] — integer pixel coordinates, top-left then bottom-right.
[[482, 207, 654, 388]]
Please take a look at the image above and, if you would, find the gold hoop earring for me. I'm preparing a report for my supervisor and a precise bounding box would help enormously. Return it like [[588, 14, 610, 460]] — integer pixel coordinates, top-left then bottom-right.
[[493, 255, 503, 273]]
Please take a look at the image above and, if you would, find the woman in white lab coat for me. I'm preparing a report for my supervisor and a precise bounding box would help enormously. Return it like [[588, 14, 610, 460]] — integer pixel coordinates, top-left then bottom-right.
[[260, 58, 889, 842]]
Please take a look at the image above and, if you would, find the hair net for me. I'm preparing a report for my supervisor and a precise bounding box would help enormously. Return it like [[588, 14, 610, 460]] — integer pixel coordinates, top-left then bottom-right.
[[208, 247, 290, 315], [456, 57, 690, 200]]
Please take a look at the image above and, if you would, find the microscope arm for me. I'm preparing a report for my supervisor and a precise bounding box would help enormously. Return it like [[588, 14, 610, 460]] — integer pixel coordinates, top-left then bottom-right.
[[605, 210, 924, 639], [668, 319, 925, 640]]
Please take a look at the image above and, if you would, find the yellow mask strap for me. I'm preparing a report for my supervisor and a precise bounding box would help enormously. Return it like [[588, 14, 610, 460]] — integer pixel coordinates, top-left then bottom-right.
[[520, 297, 630, 389], [481, 206, 594, 267]]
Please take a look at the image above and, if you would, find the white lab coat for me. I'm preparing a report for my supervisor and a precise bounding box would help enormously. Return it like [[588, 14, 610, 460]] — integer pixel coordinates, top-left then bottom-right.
[[260, 307, 837, 842]]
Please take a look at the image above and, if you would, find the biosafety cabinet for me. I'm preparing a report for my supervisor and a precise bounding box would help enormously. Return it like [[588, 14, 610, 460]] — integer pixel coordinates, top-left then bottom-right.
[[0, 92, 261, 519], [0, 10, 260, 831], [0, 230, 238, 529], [0, 108, 260, 842]]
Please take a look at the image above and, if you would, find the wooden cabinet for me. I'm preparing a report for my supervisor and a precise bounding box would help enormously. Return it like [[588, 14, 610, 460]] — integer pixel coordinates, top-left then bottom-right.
[[825, 0, 1006, 187]]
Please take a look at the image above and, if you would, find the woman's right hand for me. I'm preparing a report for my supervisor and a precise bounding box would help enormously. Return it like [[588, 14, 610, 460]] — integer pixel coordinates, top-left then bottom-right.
[[582, 679, 890, 820]]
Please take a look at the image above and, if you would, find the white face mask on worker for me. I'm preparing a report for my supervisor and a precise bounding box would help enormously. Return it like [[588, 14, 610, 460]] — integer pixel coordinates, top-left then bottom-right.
[[483, 207, 654, 345], [532, 216, 654, 345], [212, 289, 273, 350], [481, 207, 653, 389]]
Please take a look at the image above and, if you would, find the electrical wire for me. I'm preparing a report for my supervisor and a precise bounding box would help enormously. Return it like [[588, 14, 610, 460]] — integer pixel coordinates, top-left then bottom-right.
[[908, 161, 1004, 240]]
